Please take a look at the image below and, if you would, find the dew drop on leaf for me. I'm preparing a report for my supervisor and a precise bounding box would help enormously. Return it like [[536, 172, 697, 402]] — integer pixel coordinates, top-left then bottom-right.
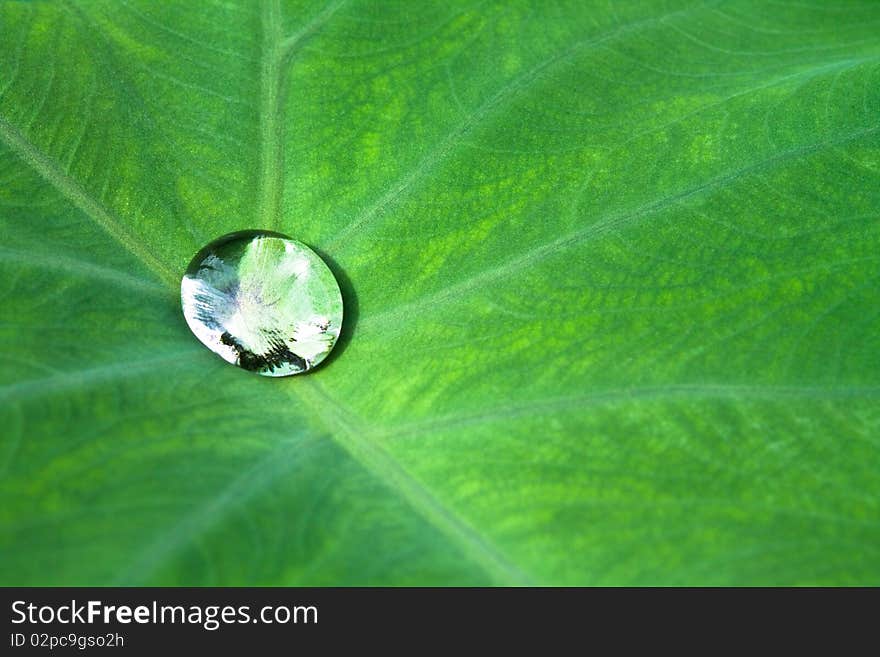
[[181, 230, 343, 376]]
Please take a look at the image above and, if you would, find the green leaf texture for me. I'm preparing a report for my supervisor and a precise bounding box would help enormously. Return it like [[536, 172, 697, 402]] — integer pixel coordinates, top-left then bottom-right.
[[1, 0, 879, 585]]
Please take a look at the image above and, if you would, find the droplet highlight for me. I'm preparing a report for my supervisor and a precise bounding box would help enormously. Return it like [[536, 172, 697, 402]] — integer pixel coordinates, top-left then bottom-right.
[[181, 230, 343, 376]]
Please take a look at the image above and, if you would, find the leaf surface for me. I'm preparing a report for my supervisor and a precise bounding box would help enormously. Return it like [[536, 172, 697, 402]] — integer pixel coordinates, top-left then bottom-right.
[[1, 0, 879, 585]]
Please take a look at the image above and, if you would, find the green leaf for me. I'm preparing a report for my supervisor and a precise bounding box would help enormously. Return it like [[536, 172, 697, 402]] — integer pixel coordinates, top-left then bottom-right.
[[1, 0, 878, 585]]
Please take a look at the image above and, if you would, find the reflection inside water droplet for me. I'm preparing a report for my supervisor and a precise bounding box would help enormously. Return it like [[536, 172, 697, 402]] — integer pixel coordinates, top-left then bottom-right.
[[181, 230, 343, 376]]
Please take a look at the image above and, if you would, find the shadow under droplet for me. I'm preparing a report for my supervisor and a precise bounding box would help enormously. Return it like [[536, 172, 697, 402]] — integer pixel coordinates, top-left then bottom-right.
[[310, 245, 358, 370]]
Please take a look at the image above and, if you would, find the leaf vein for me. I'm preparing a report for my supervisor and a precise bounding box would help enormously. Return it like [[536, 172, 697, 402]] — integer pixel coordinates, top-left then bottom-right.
[[0, 115, 178, 285]]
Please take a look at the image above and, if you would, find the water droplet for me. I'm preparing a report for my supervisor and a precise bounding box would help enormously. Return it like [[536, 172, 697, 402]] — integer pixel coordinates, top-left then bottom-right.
[[181, 230, 343, 376]]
